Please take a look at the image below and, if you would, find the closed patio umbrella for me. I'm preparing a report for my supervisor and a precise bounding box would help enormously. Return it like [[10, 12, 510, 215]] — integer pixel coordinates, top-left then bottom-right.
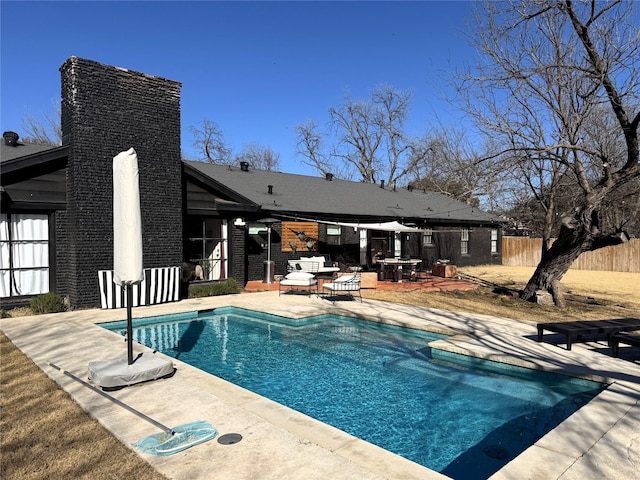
[[113, 147, 143, 365], [87, 148, 175, 389]]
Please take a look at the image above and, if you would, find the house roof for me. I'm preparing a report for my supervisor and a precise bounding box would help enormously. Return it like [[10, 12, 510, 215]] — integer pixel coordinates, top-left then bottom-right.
[[185, 161, 499, 225], [0, 142, 500, 226], [0, 141, 59, 163], [1, 142, 69, 187]]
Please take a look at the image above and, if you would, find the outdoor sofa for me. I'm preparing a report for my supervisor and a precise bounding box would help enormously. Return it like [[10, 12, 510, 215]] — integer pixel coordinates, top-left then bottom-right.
[[287, 256, 340, 278]]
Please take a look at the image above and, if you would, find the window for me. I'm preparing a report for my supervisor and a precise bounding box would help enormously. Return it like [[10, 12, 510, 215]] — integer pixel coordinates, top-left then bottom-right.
[[491, 229, 498, 254], [371, 235, 390, 260], [248, 223, 268, 235], [326, 225, 342, 246], [422, 228, 433, 246], [0, 213, 50, 297], [185, 217, 227, 281], [461, 228, 469, 255]]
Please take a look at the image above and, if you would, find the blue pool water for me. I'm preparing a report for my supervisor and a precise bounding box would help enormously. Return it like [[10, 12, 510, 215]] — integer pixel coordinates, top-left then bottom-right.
[[102, 307, 604, 479]]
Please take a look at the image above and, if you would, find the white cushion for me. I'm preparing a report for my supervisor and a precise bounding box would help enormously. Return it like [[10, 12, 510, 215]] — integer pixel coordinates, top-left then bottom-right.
[[285, 271, 315, 280], [323, 282, 359, 291], [309, 256, 326, 263], [335, 275, 357, 283]]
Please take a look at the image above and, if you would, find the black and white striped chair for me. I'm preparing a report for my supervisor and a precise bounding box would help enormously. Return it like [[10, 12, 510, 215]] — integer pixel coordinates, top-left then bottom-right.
[[97, 266, 181, 309]]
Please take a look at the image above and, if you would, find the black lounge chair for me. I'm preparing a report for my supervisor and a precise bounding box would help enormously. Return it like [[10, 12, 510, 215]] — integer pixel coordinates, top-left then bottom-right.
[[536, 318, 640, 351], [611, 332, 640, 357]]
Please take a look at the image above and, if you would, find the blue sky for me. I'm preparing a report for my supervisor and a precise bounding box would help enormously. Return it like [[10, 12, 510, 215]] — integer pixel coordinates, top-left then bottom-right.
[[1, 1, 477, 176]]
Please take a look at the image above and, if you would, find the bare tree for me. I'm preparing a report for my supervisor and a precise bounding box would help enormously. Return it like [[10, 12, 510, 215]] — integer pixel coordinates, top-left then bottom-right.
[[190, 119, 232, 163], [409, 128, 505, 208], [295, 120, 353, 179], [235, 143, 281, 171], [373, 85, 426, 186], [329, 95, 382, 183], [462, 0, 640, 305], [296, 85, 424, 185], [295, 120, 328, 174], [20, 103, 62, 146]]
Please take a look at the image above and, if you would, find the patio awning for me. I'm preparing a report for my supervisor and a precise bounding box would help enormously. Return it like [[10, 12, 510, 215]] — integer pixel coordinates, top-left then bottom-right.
[[335, 220, 429, 233], [290, 218, 430, 233]]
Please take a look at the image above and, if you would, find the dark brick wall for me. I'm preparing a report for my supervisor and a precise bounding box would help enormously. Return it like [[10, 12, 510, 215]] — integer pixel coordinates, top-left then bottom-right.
[[60, 57, 183, 308], [422, 226, 502, 267], [464, 227, 502, 266], [54, 210, 68, 298], [229, 223, 247, 284], [245, 223, 295, 280]]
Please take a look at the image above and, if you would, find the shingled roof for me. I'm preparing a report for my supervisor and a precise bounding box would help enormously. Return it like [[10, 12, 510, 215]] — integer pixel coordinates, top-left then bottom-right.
[[1, 143, 498, 226], [185, 161, 498, 225], [1, 141, 63, 163], [1, 142, 69, 187]]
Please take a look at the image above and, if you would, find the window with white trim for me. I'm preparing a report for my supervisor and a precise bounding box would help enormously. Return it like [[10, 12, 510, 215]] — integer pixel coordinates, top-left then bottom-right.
[[491, 229, 498, 253], [248, 223, 268, 235], [422, 228, 433, 246], [461, 228, 469, 255], [0, 213, 50, 297], [185, 217, 228, 281], [326, 225, 342, 246]]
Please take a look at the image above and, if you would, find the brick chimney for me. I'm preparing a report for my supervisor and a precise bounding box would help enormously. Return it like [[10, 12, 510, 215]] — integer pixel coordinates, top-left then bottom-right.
[[59, 57, 183, 308]]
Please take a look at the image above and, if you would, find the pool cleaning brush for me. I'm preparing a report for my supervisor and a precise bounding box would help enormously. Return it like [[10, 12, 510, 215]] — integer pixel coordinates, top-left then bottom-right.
[[47, 362, 218, 455], [131, 420, 218, 456]]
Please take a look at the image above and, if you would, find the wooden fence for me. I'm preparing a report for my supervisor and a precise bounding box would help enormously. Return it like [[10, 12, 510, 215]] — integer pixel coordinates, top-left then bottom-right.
[[502, 236, 640, 273]]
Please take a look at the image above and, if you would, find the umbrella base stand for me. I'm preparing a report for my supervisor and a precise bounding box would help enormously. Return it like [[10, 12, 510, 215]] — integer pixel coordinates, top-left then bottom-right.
[[88, 352, 176, 391]]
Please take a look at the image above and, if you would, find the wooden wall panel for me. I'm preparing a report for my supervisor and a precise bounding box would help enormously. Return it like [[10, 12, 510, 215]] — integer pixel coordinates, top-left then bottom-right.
[[281, 221, 319, 253]]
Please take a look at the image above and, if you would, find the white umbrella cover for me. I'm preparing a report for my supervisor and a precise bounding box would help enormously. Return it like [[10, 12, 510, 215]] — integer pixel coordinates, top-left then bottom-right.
[[87, 147, 175, 380], [113, 147, 143, 286]]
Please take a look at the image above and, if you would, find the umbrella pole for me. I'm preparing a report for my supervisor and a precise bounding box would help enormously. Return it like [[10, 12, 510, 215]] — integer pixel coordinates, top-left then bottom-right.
[[48, 362, 174, 434], [126, 285, 133, 365]]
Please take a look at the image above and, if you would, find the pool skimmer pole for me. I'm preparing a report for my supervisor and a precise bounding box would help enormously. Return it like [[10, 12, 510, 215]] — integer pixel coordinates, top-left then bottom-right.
[[47, 362, 219, 455]]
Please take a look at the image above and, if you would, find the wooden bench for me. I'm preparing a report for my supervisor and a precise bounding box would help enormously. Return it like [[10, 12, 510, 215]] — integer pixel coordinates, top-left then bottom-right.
[[611, 332, 640, 357], [537, 318, 640, 351]]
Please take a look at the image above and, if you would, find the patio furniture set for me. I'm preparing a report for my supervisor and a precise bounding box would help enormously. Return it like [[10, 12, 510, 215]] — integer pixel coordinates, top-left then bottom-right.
[[279, 256, 362, 302], [376, 258, 423, 282], [278, 254, 446, 300]]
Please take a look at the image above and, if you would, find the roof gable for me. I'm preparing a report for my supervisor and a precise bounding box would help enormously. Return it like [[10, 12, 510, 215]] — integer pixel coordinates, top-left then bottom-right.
[[1, 144, 69, 186]]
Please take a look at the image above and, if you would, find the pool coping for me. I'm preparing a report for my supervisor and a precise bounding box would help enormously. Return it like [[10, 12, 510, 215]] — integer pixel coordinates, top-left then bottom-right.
[[2, 292, 639, 480]]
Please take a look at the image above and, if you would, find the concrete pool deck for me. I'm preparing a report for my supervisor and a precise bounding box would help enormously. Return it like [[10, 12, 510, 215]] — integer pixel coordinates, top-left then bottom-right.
[[1, 292, 639, 479]]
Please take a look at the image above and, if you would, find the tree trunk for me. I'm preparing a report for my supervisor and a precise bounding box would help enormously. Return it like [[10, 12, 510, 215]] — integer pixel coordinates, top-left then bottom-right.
[[521, 216, 630, 306], [520, 223, 587, 307]]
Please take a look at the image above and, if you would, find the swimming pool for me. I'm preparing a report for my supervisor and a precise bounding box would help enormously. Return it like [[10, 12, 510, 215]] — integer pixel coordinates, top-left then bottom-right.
[[102, 307, 604, 479]]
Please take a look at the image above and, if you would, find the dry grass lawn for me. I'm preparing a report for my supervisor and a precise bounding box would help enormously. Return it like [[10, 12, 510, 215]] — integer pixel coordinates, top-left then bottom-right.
[[0, 332, 169, 480], [361, 265, 640, 324], [2, 266, 638, 478]]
